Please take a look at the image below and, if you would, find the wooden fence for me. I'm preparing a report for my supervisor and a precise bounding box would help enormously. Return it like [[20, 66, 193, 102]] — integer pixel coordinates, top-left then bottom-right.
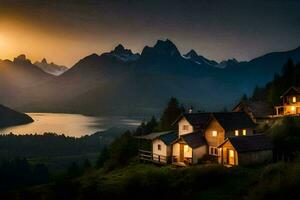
[[139, 149, 168, 164]]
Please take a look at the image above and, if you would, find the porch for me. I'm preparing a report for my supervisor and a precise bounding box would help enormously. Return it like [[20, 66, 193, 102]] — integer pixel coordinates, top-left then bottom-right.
[[172, 155, 192, 166], [275, 105, 300, 116]]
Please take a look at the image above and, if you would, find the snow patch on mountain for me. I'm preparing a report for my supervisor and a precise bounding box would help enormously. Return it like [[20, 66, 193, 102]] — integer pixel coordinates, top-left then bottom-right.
[[34, 58, 68, 76]]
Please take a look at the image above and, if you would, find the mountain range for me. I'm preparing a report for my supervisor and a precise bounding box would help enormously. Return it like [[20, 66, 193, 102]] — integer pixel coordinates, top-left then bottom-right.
[[34, 58, 68, 76], [1, 39, 300, 116]]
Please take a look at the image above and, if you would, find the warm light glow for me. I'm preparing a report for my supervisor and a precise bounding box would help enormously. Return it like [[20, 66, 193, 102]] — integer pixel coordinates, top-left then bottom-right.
[[291, 106, 296, 111], [212, 130, 218, 137], [235, 130, 239, 136], [243, 129, 246, 136], [184, 145, 190, 153], [293, 96, 297, 103], [229, 150, 234, 157], [0, 33, 6, 49]]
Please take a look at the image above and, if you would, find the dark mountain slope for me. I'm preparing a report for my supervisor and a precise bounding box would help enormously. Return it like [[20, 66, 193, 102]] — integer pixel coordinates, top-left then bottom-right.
[[223, 46, 300, 92], [0, 55, 55, 108], [0, 104, 33, 128]]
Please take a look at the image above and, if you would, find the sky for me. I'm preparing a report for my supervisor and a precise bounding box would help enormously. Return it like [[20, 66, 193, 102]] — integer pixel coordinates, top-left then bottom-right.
[[0, 0, 300, 67]]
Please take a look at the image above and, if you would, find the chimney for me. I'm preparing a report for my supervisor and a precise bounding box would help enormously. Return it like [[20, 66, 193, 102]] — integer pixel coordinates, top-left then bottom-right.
[[189, 106, 193, 114]]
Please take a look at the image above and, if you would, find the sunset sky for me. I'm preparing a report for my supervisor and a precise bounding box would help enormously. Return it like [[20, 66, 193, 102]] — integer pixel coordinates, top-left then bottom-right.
[[0, 0, 300, 67]]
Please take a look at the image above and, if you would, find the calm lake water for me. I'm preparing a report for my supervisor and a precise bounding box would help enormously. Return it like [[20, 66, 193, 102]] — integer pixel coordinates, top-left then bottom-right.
[[0, 113, 142, 137]]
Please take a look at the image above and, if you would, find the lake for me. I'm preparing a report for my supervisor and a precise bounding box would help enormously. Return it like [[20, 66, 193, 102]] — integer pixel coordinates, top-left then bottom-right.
[[0, 113, 142, 137]]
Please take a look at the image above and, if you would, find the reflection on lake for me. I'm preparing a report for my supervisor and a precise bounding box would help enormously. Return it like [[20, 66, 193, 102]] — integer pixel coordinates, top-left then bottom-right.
[[0, 113, 142, 137]]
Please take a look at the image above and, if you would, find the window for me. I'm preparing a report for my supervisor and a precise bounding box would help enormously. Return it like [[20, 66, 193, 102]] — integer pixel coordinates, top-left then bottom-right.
[[293, 96, 297, 103], [235, 130, 239, 136], [209, 146, 219, 156], [242, 129, 247, 136], [158, 144, 161, 151], [182, 125, 189, 131], [212, 131, 218, 137], [291, 106, 296, 111], [184, 145, 190, 153]]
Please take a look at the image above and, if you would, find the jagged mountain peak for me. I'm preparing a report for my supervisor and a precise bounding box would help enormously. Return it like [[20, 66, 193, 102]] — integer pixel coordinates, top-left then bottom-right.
[[184, 49, 198, 58], [140, 39, 181, 62], [34, 58, 68, 76], [13, 54, 32, 64], [102, 44, 139, 63], [183, 50, 218, 67], [153, 39, 180, 55], [16, 54, 27, 60], [41, 58, 48, 64], [114, 44, 125, 52]]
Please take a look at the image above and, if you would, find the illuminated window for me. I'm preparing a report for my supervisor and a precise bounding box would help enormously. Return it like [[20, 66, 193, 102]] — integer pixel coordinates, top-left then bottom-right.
[[229, 150, 234, 157], [243, 129, 247, 136], [235, 130, 239, 136], [182, 125, 189, 131], [212, 131, 218, 137], [184, 145, 190, 152], [292, 96, 297, 103], [158, 144, 161, 150], [291, 106, 296, 112]]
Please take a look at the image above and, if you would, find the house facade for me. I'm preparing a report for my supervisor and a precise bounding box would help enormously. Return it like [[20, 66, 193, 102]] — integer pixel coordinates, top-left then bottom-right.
[[275, 86, 300, 116], [218, 134, 273, 166], [138, 111, 272, 166], [138, 131, 177, 164]]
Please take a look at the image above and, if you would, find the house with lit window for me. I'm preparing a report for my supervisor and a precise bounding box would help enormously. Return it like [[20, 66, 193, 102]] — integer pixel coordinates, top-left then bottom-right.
[[138, 111, 272, 166], [218, 134, 273, 166], [204, 112, 256, 164], [275, 86, 300, 116], [171, 113, 211, 165]]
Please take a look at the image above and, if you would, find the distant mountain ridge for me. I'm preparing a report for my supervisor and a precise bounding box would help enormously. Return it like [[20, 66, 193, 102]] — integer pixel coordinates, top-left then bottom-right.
[[34, 58, 68, 76], [1, 40, 300, 116], [102, 44, 140, 63]]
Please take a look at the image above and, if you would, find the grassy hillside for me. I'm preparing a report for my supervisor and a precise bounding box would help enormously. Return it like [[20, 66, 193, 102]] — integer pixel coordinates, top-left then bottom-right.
[[6, 159, 300, 200]]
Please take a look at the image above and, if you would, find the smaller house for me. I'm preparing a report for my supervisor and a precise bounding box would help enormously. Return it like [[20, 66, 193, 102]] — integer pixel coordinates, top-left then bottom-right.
[[218, 134, 273, 166], [232, 100, 274, 123], [138, 131, 177, 164], [171, 131, 207, 165], [275, 86, 300, 116]]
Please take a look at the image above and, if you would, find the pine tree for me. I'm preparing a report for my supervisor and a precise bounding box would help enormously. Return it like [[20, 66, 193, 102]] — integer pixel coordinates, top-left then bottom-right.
[[159, 97, 183, 131], [96, 146, 110, 168]]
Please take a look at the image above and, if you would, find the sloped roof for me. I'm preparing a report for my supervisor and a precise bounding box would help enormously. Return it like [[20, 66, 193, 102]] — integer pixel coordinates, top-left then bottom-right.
[[136, 131, 174, 140], [218, 134, 273, 153], [233, 100, 274, 118], [180, 131, 207, 148], [173, 113, 211, 130], [213, 112, 256, 131], [280, 86, 300, 98], [136, 131, 178, 145], [160, 132, 178, 145]]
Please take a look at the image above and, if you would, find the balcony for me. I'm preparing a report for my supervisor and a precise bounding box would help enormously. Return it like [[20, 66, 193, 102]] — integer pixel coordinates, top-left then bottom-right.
[[275, 105, 300, 116]]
